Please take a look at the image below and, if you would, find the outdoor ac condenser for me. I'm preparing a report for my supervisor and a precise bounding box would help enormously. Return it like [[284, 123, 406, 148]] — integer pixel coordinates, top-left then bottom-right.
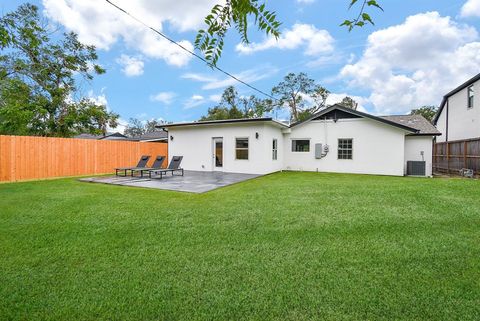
[[406, 161, 426, 176]]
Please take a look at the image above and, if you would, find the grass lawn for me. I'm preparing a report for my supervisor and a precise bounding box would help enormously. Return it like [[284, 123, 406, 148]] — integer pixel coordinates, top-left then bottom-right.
[[1, 172, 479, 320]]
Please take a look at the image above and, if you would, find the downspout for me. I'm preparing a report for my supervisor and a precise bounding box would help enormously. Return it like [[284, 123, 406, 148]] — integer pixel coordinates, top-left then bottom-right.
[[445, 98, 449, 142]]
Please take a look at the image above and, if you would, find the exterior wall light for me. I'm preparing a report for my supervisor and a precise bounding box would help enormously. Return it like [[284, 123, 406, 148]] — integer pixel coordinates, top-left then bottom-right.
[[170, 135, 174, 141], [255, 132, 259, 139]]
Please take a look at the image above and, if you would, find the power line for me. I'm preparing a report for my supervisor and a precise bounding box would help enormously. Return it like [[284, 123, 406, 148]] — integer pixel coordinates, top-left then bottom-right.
[[104, 0, 277, 101]]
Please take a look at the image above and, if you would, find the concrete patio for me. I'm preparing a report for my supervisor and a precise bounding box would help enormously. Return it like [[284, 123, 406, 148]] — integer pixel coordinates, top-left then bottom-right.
[[79, 170, 262, 193]]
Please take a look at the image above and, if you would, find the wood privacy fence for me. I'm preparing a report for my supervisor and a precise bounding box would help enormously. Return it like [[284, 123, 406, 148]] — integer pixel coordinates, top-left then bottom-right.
[[0, 135, 168, 182], [433, 138, 480, 175]]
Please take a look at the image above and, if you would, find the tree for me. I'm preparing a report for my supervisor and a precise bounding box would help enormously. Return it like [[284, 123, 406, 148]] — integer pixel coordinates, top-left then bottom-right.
[[339, 96, 358, 110], [0, 4, 118, 137], [198, 0, 383, 65], [124, 118, 145, 137], [124, 118, 167, 137], [145, 119, 166, 133], [410, 106, 438, 122], [200, 86, 271, 121], [271, 73, 330, 123]]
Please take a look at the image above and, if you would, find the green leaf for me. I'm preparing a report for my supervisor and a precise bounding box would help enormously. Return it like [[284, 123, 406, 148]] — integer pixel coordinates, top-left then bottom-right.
[[349, 0, 359, 9], [367, 0, 384, 11], [362, 13, 374, 25]]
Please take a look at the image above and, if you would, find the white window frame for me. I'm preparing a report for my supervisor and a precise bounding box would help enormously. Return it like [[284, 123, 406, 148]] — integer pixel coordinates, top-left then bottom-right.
[[338, 138, 353, 160], [468, 85, 474, 109], [235, 137, 249, 160], [272, 139, 278, 160], [291, 139, 310, 153]]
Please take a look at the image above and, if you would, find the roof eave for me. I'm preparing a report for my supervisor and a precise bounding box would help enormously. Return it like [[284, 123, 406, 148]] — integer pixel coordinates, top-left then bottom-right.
[[158, 117, 288, 129]]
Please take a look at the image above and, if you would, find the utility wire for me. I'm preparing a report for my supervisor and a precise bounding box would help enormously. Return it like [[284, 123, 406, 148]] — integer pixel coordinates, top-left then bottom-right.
[[104, 0, 278, 101]]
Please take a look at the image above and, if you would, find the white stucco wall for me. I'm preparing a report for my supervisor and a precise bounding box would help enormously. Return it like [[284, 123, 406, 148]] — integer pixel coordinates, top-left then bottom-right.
[[436, 105, 447, 143], [167, 122, 284, 174], [437, 79, 480, 142], [167, 117, 433, 177], [283, 118, 407, 176], [404, 136, 433, 176]]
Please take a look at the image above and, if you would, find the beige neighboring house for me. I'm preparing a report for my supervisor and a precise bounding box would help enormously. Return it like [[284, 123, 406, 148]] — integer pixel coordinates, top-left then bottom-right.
[[434, 73, 479, 142]]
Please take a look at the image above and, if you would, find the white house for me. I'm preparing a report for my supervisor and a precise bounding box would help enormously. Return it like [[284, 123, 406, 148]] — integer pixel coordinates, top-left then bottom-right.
[[434, 73, 479, 142], [161, 105, 440, 177]]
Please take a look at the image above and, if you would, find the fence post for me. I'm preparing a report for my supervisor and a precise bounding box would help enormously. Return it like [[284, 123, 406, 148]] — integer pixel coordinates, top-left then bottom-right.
[[464, 141, 467, 169]]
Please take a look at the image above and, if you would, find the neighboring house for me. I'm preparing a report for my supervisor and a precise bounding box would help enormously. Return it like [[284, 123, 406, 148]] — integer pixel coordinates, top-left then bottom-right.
[[433, 73, 479, 142], [74, 132, 129, 140], [131, 130, 168, 143], [160, 104, 439, 177]]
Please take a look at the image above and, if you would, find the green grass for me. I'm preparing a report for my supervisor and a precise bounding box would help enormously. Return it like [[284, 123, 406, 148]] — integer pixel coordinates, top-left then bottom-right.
[[1, 172, 479, 320]]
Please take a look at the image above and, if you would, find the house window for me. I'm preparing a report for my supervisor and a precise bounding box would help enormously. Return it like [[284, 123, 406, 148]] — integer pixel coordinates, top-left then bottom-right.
[[338, 138, 353, 160], [468, 85, 474, 109], [292, 139, 310, 152], [235, 138, 249, 160], [272, 139, 278, 160]]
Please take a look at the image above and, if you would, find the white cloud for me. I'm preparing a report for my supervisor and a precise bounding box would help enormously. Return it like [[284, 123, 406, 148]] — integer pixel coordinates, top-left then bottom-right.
[[150, 92, 176, 104], [181, 73, 217, 83], [183, 94, 223, 109], [296, 0, 315, 4], [42, 0, 217, 67], [209, 94, 222, 103], [113, 118, 129, 133], [326, 93, 369, 113], [183, 95, 205, 109], [116, 54, 144, 76], [461, 0, 480, 17], [87, 89, 108, 107], [340, 12, 480, 114], [182, 66, 278, 90], [236, 23, 334, 56]]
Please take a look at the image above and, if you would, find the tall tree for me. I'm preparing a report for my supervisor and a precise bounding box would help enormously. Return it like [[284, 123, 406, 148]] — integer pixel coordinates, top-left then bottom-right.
[[200, 86, 271, 121], [271, 72, 330, 122], [410, 106, 438, 122], [0, 4, 118, 137], [145, 119, 166, 133], [197, 0, 383, 65], [339, 96, 358, 110], [124, 118, 166, 137], [124, 118, 145, 137]]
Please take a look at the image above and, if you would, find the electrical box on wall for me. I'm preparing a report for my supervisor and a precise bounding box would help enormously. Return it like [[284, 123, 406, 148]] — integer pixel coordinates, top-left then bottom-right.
[[315, 143, 329, 159], [315, 143, 323, 159]]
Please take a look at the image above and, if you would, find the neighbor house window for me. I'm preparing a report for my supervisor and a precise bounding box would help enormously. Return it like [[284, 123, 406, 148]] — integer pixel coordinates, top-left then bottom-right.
[[292, 140, 310, 152], [272, 139, 278, 160], [235, 138, 249, 160], [468, 85, 474, 109], [338, 138, 353, 160]]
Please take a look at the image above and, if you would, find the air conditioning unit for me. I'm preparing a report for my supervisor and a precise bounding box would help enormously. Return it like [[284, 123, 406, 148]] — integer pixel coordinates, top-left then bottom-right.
[[407, 161, 426, 176]]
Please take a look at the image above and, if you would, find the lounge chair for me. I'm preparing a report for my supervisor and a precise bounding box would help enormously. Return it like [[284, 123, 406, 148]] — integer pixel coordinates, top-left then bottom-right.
[[115, 155, 151, 177], [147, 156, 184, 179], [130, 156, 166, 178]]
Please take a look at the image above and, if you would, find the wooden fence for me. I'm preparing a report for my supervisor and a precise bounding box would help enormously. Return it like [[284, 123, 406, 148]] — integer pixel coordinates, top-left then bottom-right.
[[433, 137, 480, 176], [0, 135, 167, 182]]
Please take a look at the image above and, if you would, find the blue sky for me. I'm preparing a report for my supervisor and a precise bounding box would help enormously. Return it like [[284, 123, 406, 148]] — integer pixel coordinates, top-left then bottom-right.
[[2, 0, 480, 130]]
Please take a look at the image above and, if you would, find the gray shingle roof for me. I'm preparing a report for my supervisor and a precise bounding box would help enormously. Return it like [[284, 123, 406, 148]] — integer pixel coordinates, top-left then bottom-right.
[[132, 131, 168, 141], [379, 115, 440, 135], [74, 132, 129, 140]]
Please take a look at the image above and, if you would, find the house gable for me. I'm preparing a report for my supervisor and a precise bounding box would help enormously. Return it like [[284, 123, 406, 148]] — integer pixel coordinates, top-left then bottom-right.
[[291, 104, 418, 133], [311, 109, 362, 121]]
